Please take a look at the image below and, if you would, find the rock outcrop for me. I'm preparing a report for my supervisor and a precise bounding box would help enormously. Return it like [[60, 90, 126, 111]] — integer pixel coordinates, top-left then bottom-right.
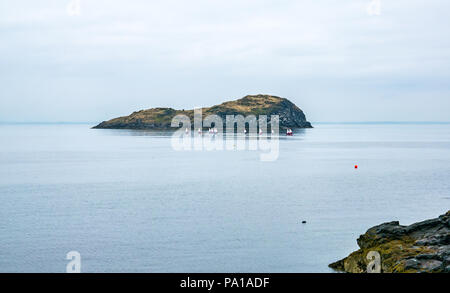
[[93, 95, 312, 130], [329, 211, 450, 273]]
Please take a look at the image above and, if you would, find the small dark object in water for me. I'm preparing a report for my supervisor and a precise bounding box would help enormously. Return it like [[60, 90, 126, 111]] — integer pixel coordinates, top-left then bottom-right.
[[301, 221, 307, 224]]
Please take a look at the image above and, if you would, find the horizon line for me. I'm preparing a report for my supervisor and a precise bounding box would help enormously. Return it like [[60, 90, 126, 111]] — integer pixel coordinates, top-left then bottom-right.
[[1, 121, 450, 125]]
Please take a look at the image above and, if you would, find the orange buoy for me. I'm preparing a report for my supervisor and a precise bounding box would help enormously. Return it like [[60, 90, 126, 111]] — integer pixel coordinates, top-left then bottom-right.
[[354, 165, 358, 169]]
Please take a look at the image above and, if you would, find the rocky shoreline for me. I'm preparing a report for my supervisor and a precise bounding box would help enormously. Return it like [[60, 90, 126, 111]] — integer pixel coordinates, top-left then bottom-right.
[[329, 211, 450, 273]]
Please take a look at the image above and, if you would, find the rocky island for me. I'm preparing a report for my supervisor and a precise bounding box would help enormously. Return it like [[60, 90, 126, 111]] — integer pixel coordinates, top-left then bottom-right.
[[329, 211, 450, 273], [93, 95, 312, 130]]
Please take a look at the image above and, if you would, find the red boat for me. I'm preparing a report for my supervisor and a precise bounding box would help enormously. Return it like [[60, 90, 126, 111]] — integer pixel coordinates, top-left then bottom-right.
[[286, 129, 293, 136]]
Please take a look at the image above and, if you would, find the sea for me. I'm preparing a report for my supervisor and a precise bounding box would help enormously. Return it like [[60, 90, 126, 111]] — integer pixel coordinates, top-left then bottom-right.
[[0, 122, 449, 272]]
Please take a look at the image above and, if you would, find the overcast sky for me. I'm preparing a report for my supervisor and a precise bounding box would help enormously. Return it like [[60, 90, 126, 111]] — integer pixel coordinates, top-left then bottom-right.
[[1, 0, 449, 122]]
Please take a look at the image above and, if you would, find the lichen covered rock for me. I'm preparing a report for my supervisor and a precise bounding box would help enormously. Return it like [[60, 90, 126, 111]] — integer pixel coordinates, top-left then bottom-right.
[[329, 211, 450, 273]]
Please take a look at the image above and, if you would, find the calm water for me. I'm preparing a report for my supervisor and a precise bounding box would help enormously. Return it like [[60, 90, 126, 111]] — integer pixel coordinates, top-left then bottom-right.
[[0, 123, 449, 272]]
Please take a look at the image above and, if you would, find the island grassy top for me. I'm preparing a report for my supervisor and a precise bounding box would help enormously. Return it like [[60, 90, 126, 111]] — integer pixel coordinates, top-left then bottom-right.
[[93, 94, 312, 129]]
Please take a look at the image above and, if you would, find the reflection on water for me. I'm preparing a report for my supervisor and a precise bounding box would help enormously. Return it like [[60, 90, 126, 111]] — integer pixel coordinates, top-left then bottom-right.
[[0, 123, 449, 272], [96, 127, 308, 140]]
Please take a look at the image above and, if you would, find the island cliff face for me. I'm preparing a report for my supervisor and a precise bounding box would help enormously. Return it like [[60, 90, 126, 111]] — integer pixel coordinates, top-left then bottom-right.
[[93, 95, 312, 130], [329, 211, 450, 273]]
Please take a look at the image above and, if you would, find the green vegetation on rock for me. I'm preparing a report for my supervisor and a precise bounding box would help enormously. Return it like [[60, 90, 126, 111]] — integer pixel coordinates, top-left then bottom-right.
[[93, 95, 312, 130], [329, 211, 450, 273]]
